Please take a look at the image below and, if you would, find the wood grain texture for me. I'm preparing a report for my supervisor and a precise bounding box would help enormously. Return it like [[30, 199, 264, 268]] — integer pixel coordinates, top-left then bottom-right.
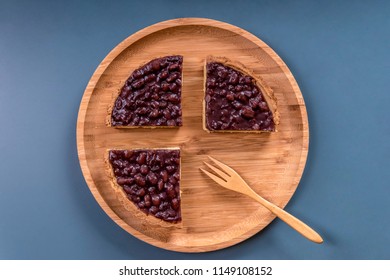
[[76, 18, 309, 252]]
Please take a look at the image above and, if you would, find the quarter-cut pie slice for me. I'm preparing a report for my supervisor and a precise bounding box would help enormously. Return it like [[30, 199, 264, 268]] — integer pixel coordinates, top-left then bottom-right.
[[203, 56, 280, 132], [107, 149, 181, 223], [109, 55, 183, 127]]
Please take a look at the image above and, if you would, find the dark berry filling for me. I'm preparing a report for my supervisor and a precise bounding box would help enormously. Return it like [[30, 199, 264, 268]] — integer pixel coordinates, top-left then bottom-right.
[[108, 149, 181, 222], [111, 56, 183, 127], [205, 62, 275, 131]]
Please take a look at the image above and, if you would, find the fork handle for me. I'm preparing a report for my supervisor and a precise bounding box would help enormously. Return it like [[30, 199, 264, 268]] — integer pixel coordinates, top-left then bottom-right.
[[253, 195, 323, 244]]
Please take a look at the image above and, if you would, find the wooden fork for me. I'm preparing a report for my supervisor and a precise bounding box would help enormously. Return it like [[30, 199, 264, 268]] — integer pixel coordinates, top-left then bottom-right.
[[200, 156, 323, 244]]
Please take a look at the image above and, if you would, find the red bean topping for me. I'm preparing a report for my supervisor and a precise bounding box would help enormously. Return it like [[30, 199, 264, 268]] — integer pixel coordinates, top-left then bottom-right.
[[249, 98, 259, 109], [111, 56, 183, 127], [146, 74, 156, 83], [159, 192, 167, 201], [241, 107, 255, 118], [167, 94, 180, 104], [168, 63, 180, 71], [226, 93, 234, 101], [165, 157, 172, 165], [149, 206, 158, 214], [235, 85, 243, 91], [207, 79, 216, 88], [149, 109, 160, 119], [171, 198, 180, 210], [117, 177, 133, 185], [166, 73, 179, 83], [151, 60, 160, 71], [205, 61, 275, 131], [133, 69, 143, 79], [166, 183, 176, 199], [115, 99, 122, 109], [160, 170, 168, 182], [160, 70, 169, 79], [131, 195, 141, 203], [151, 194, 160, 206], [137, 188, 146, 197], [146, 172, 158, 185], [157, 179, 164, 191], [140, 165, 149, 175], [252, 123, 260, 130], [166, 209, 176, 217], [238, 92, 248, 102], [161, 81, 169, 92], [167, 119, 176, 126], [132, 79, 144, 89], [137, 153, 146, 164], [206, 91, 214, 99], [123, 185, 132, 194], [109, 149, 180, 222], [134, 174, 146, 187], [166, 165, 175, 174], [229, 73, 238, 85], [169, 83, 179, 93], [259, 101, 269, 111], [217, 69, 228, 79], [232, 101, 242, 110], [123, 150, 132, 159], [136, 107, 148, 115], [169, 176, 177, 185], [159, 100, 167, 108], [159, 201, 169, 211]]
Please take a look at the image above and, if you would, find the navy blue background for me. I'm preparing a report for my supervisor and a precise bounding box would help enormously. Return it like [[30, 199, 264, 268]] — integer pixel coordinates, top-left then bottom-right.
[[1, 0, 389, 259]]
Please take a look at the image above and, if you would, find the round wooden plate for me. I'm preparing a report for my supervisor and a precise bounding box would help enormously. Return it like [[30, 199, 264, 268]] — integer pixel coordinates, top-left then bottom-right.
[[77, 18, 309, 252]]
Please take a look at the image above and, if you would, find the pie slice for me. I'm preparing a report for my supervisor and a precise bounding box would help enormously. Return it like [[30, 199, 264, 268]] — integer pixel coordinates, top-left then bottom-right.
[[203, 56, 279, 132], [107, 149, 181, 223], [109, 55, 183, 127]]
